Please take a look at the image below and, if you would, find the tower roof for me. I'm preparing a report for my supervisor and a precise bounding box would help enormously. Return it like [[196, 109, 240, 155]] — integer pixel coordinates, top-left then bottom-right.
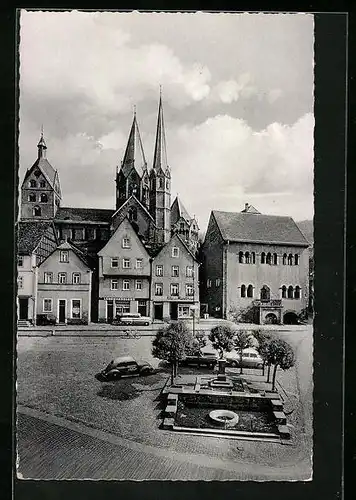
[[120, 112, 147, 179], [152, 92, 168, 173], [171, 196, 192, 225]]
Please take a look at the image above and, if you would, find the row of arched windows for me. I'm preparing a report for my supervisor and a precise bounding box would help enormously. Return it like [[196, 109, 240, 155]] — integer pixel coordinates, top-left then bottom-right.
[[240, 284, 254, 298], [29, 179, 46, 188], [238, 251, 299, 266], [282, 285, 301, 299], [28, 193, 48, 203]]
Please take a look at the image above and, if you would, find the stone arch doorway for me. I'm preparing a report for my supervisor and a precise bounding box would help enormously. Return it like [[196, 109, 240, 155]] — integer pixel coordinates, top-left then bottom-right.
[[264, 313, 278, 324], [283, 311, 299, 325]]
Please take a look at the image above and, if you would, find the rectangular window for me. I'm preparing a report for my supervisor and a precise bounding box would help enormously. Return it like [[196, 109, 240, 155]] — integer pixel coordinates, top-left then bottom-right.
[[156, 265, 163, 276], [44, 272, 53, 284], [59, 250, 69, 263], [43, 298, 52, 312], [18, 256, 24, 267], [178, 305, 190, 318], [186, 283, 194, 296], [155, 283, 163, 296], [207, 279, 212, 288], [72, 273, 81, 284], [215, 278, 221, 287], [17, 276, 23, 288], [170, 283, 179, 296], [136, 280, 142, 291], [186, 266, 193, 277], [136, 259, 143, 269], [172, 265, 179, 277], [123, 279, 130, 291], [122, 237, 131, 248], [71, 299, 81, 319], [172, 247, 179, 258], [58, 272, 67, 284], [111, 279, 118, 290], [123, 258, 131, 269], [111, 258, 119, 268]]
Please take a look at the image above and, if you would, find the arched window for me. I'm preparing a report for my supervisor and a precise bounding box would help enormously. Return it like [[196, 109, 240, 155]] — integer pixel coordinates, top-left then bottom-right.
[[273, 253, 278, 265], [251, 252, 256, 264], [245, 252, 250, 264], [241, 284, 246, 298], [28, 193, 36, 202], [29, 180, 37, 188], [247, 284, 253, 298], [40, 193, 48, 203], [261, 252, 266, 264], [283, 253, 287, 265], [287, 285, 294, 299], [288, 254, 293, 266], [260, 285, 270, 301], [281, 285, 287, 298], [128, 207, 138, 222], [33, 206, 41, 217], [295, 254, 299, 265], [266, 252, 272, 265], [294, 286, 301, 299], [159, 177, 164, 189], [40, 180, 46, 188], [238, 251, 244, 264]]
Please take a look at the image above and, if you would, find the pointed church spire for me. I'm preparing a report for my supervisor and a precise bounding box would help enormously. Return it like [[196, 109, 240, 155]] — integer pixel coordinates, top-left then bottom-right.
[[152, 88, 168, 173], [121, 109, 147, 178], [37, 126, 47, 159]]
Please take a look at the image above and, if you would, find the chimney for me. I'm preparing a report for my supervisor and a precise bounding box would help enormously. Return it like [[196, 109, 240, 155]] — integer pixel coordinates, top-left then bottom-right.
[[244, 203, 249, 211]]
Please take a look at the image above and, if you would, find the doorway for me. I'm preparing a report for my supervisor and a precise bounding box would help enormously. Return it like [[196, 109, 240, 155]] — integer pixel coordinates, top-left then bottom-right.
[[170, 302, 178, 320], [19, 298, 28, 320], [58, 299, 66, 323], [154, 303, 163, 320], [107, 300, 114, 323]]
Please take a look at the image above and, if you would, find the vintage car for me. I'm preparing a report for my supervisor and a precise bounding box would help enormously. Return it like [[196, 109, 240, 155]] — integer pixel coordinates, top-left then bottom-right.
[[113, 312, 152, 326], [95, 355, 155, 381], [224, 348, 264, 369], [180, 350, 218, 369]]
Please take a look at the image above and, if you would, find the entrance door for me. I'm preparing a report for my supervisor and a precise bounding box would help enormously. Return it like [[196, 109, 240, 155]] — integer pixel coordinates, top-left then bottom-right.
[[58, 300, 66, 323], [154, 303, 163, 320], [19, 298, 28, 320], [137, 300, 147, 317], [107, 300, 114, 323], [170, 302, 178, 320]]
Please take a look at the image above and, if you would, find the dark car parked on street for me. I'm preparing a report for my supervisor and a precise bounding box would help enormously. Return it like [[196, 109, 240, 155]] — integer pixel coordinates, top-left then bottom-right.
[[180, 350, 218, 369], [95, 355, 155, 381]]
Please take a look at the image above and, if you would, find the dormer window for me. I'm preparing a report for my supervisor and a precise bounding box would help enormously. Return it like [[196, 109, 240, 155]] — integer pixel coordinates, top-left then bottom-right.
[[33, 206, 41, 217], [40, 193, 48, 203], [28, 193, 36, 202], [29, 180, 37, 188]]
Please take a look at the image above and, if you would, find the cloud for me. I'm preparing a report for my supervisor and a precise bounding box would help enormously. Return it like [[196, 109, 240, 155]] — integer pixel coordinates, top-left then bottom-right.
[[210, 73, 258, 104]]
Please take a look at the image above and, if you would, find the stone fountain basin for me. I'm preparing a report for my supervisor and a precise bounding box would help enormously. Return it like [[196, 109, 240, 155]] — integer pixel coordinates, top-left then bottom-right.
[[209, 409, 239, 428]]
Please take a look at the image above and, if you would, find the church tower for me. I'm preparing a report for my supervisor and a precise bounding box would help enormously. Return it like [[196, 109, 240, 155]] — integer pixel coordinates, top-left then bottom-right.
[[116, 110, 149, 211], [20, 130, 62, 220], [149, 92, 171, 244]]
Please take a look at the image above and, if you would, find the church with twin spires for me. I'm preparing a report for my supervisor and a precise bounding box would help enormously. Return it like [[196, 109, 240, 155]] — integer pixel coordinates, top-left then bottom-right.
[[18, 94, 201, 323]]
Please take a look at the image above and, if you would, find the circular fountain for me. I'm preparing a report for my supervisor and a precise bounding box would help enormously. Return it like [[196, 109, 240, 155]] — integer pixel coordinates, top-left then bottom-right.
[[209, 409, 239, 428]]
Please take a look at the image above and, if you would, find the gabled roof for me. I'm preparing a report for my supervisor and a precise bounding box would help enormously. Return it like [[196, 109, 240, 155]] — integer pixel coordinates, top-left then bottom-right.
[[17, 221, 55, 255], [55, 207, 114, 224], [153, 232, 199, 262], [39, 239, 93, 269], [171, 196, 191, 225], [212, 210, 309, 247], [241, 203, 260, 214], [152, 94, 168, 173], [97, 216, 150, 258], [111, 194, 155, 224], [120, 113, 147, 179], [23, 157, 58, 190]]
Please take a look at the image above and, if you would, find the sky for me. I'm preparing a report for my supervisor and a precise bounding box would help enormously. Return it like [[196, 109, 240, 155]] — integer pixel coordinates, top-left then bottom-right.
[[19, 10, 314, 232]]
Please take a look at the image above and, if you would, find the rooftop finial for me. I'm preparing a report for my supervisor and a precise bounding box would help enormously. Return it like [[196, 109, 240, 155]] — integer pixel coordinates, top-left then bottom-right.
[[133, 104, 136, 117], [159, 84, 162, 98], [41, 124, 44, 137], [37, 125, 47, 159]]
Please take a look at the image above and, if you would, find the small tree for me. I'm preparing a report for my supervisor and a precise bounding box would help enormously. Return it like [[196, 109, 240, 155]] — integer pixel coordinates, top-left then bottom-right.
[[152, 321, 194, 384], [253, 330, 273, 377], [187, 331, 207, 356], [233, 330, 254, 374], [208, 325, 235, 359], [264, 338, 295, 391]]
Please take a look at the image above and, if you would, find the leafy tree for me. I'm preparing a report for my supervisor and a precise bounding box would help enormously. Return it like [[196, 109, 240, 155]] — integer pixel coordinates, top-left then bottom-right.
[[186, 332, 207, 356], [152, 321, 194, 384], [233, 330, 254, 374], [263, 338, 295, 391], [208, 325, 235, 359], [253, 330, 273, 377]]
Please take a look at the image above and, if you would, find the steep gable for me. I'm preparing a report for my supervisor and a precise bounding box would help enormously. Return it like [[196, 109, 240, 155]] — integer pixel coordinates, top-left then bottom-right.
[[111, 195, 156, 242], [98, 217, 150, 260]]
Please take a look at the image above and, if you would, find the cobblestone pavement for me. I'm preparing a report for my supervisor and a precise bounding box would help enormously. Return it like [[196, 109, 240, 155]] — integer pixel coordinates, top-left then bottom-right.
[[17, 408, 311, 481]]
